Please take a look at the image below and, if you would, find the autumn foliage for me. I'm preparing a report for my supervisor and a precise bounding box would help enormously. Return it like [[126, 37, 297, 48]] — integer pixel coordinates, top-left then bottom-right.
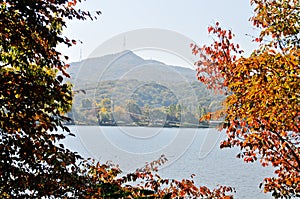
[[0, 0, 96, 197], [192, 0, 300, 198], [0, 0, 235, 198], [83, 155, 234, 199]]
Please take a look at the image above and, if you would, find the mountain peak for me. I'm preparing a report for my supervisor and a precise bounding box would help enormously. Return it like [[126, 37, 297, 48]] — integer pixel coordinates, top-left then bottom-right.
[[68, 50, 197, 84]]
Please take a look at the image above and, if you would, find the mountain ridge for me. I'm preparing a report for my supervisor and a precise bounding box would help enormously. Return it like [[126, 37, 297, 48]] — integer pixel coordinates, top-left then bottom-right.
[[67, 50, 198, 87]]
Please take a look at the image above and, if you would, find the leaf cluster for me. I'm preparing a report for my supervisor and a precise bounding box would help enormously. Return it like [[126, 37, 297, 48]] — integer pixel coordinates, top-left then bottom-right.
[[82, 155, 234, 199]]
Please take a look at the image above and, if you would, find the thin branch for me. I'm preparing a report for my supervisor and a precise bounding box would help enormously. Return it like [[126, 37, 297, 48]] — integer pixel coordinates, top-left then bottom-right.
[[272, 130, 300, 172], [0, 63, 9, 68]]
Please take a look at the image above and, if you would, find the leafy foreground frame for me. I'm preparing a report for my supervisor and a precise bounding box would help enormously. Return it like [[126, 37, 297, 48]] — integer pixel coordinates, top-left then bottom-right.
[[0, 0, 234, 198]]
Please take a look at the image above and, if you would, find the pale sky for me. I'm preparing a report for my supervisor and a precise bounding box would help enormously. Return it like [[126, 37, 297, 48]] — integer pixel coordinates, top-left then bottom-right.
[[60, 0, 259, 66]]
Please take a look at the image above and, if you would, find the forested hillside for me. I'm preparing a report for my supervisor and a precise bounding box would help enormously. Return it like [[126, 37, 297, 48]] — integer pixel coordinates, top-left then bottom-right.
[[67, 51, 224, 127]]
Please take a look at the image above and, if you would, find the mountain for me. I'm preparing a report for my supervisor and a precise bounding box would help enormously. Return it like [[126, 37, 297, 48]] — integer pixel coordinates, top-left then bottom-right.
[[66, 50, 224, 126], [68, 50, 198, 88]]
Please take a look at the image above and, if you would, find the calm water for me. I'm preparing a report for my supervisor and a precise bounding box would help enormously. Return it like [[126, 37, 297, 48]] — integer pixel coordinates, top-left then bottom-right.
[[62, 126, 274, 199]]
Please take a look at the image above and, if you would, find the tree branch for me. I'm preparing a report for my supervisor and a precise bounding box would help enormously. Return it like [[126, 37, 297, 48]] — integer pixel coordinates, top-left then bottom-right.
[[0, 63, 9, 68], [272, 130, 300, 172]]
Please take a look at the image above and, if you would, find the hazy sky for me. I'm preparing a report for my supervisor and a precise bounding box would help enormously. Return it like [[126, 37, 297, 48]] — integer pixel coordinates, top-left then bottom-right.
[[60, 0, 259, 66]]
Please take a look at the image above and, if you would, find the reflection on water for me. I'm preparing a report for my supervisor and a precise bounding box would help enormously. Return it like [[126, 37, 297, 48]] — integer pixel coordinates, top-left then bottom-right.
[[62, 126, 273, 199]]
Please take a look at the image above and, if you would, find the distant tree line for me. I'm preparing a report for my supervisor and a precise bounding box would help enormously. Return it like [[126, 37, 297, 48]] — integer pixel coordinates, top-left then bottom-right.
[[68, 79, 224, 127], [69, 97, 217, 128]]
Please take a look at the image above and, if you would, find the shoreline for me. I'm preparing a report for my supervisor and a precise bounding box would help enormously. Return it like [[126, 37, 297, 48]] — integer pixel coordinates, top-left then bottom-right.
[[65, 122, 222, 129]]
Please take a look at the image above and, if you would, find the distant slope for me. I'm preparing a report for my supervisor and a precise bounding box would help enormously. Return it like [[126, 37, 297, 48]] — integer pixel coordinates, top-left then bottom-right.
[[68, 50, 198, 88]]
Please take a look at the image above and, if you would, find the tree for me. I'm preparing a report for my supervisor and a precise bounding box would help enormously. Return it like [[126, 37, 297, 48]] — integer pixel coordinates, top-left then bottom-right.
[[126, 99, 142, 123], [81, 98, 94, 109], [191, 0, 300, 198], [99, 98, 112, 112], [149, 108, 167, 125], [166, 104, 181, 122], [112, 105, 127, 124], [0, 0, 100, 197]]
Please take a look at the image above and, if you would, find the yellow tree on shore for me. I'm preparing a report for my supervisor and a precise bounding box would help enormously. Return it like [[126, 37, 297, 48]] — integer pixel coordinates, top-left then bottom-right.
[[192, 0, 300, 198]]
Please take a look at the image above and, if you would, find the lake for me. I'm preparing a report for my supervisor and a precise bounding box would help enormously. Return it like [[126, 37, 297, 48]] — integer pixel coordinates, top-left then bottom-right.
[[62, 126, 274, 199]]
